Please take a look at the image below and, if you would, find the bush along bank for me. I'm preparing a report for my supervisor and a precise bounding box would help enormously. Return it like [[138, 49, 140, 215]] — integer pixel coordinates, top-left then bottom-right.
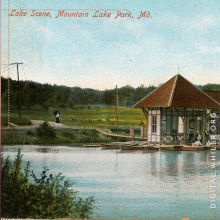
[[1, 149, 95, 218], [1, 121, 122, 145]]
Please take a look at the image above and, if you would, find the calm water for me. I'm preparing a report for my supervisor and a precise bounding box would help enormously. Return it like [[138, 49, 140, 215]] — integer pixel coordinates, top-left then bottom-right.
[[1, 145, 220, 219]]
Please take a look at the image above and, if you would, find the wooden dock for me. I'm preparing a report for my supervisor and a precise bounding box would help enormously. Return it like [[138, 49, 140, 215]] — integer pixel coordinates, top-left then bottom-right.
[[95, 128, 148, 141]]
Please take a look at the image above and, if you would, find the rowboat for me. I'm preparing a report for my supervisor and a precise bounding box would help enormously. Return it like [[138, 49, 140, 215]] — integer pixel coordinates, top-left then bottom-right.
[[160, 145, 175, 150], [100, 143, 120, 149], [138, 141, 149, 146], [160, 144, 183, 151], [143, 145, 160, 150], [181, 145, 203, 151], [181, 147, 203, 151], [118, 142, 142, 150], [216, 145, 220, 150], [82, 144, 101, 148], [173, 145, 182, 150], [206, 145, 220, 150]]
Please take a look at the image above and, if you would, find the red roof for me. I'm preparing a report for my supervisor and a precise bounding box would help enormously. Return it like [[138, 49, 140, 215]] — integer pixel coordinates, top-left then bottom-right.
[[203, 91, 220, 104], [133, 74, 220, 109]]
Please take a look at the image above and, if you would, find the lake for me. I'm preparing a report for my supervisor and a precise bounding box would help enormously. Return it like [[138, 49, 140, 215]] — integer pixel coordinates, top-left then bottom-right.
[[1, 145, 220, 219]]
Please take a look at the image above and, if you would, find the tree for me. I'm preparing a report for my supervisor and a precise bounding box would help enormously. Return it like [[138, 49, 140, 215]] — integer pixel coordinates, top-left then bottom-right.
[[118, 85, 135, 107], [134, 84, 147, 102], [21, 82, 37, 109], [101, 90, 116, 105], [1, 149, 94, 219]]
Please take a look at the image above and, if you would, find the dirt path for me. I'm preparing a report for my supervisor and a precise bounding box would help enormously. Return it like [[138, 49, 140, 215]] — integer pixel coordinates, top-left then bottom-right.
[[1, 120, 68, 131]]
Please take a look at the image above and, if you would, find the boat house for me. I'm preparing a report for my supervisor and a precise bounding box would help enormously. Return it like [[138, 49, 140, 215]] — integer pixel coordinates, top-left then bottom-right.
[[132, 74, 220, 145]]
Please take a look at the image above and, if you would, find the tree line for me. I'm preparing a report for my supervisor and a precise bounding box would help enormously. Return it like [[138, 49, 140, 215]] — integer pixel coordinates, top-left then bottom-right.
[[1, 76, 220, 110]]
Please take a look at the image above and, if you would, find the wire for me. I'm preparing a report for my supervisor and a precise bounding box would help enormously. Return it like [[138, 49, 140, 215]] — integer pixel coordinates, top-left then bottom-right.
[[1, 65, 13, 70], [22, 65, 27, 81], [1, 65, 17, 73], [1, 66, 9, 70], [1, 63, 17, 70], [1, 64, 14, 66]]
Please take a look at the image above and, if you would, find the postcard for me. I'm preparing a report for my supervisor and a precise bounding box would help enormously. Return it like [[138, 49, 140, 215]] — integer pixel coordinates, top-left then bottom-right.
[[1, 0, 220, 219]]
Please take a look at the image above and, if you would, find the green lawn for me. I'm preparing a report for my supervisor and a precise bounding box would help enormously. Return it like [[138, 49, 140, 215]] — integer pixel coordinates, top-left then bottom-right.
[[2, 105, 147, 129], [1, 114, 31, 126]]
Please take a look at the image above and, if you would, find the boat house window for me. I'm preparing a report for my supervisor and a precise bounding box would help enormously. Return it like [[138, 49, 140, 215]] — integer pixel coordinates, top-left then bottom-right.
[[152, 116, 157, 134], [178, 117, 184, 133], [162, 116, 167, 134]]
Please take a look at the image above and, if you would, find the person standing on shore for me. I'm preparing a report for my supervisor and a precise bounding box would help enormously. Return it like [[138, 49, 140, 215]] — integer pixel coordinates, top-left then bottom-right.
[[54, 110, 61, 123]]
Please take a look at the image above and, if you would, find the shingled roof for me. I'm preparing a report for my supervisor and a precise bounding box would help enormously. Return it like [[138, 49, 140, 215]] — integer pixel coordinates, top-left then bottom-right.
[[203, 91, 220, 104], [133, 74, 220, 109]]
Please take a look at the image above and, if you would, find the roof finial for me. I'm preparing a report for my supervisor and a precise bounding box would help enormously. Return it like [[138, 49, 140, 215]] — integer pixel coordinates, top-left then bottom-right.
[[178, 65, 180, 75]]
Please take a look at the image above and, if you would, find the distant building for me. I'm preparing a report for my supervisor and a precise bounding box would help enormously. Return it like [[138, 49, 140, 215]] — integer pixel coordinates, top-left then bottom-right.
[[132, 74, 220, 144]]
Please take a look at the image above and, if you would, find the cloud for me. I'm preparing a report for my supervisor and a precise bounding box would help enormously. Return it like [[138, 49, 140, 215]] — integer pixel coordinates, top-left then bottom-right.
[[189, 15, 219, 30], [195, 41, 220, 54], [155, 13, 181, 28], [141, 35, 164, 51], [124, 20, 144, 37]]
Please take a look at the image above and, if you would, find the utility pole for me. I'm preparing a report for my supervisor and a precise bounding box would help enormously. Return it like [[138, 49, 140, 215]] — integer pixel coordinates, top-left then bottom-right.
[[11, 62, 23, 120], [116, 85, 118, 127]]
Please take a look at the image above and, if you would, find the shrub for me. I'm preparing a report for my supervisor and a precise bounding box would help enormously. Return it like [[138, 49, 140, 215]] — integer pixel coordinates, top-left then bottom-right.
[[139, 121, 144, 126], [35, 121, 56, 139], [1, 131, 33, 145], [59, 130, 75, 140], [1, 149, 94, 219], [26, 130, 35, 136], [74, 129, 113, 143]]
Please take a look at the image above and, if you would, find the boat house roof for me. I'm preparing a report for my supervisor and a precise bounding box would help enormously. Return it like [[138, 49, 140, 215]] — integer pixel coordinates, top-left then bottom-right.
[[203, 90, 220, 104], [133, 74, 220, 109]]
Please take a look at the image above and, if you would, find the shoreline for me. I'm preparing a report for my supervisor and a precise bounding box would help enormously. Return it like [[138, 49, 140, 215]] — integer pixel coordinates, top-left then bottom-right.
[[2, 142, 220, 151]]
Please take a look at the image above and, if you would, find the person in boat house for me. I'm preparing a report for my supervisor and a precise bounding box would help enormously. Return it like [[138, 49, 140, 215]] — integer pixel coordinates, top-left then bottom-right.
[[132, 74, 220, 145]]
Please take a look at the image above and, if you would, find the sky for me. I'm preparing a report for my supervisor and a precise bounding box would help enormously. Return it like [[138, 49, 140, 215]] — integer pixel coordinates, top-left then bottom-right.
[[1, 0, 220, 90]]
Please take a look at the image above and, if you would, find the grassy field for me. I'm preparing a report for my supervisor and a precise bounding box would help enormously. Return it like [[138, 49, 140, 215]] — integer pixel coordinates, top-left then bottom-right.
[[1, 105, 147, 145], [2, 105, 147, 128]]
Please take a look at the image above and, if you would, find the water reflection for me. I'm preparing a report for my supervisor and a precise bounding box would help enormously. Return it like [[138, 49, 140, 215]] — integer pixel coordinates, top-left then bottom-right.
[[150, 152, 158, 176], [35, 147, 60, 153], [1, 145, 219, 219], [163, 151, 180, 177]]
